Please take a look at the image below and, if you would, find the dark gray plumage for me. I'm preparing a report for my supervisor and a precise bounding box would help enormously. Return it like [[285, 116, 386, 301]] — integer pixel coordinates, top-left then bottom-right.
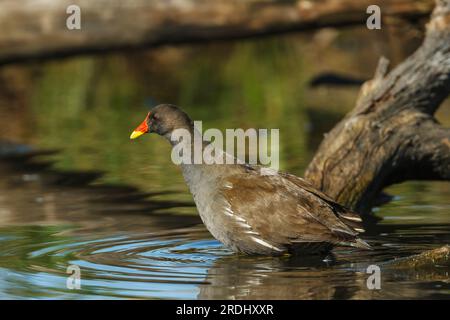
[[132, 104, 370, 255]]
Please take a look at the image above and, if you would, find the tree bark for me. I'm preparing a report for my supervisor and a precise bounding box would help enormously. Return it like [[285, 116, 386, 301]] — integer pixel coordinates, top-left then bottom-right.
[[385, 245, 449, 269], [0, 0, 434, 65], [304, 0, 450, 214]]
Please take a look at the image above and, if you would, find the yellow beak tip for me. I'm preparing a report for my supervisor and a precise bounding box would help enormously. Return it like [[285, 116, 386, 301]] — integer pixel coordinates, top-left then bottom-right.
[[130, 131, 144, 140]]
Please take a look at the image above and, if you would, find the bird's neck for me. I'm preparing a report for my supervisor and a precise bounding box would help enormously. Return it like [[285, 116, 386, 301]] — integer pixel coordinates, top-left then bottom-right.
[[165, 126, 239, 194]]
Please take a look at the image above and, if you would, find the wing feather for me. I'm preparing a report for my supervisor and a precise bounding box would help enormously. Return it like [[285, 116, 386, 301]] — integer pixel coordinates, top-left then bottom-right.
[[219, 170, 365, 250]]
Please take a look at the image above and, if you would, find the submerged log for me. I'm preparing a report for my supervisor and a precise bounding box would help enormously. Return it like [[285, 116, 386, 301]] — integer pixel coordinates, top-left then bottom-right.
[[305, 0, 450, 214], [0, 0, 434, 65], [386, 245, 450, 270], [380, 245, 449, 283]]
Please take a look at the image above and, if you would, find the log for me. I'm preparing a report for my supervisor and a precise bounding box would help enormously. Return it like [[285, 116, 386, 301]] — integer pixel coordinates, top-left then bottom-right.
[[305, 0, 450, 214], [0, 0, 434, 65], [385, 245, 450, 270]]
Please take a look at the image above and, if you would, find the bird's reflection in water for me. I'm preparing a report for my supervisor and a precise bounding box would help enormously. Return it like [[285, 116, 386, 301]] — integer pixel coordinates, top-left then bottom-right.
[[197, 253, 365, 300], [197, 235, 449, 300]]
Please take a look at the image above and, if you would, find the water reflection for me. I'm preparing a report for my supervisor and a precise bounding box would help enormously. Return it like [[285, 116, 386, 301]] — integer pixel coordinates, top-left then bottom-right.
[[0, 144, 197, 232], [1, 218, 448, 299], [0, 146, 448, 299]]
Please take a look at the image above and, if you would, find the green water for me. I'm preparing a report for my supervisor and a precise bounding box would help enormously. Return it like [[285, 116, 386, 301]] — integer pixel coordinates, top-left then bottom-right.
[[0, 27, 448, 299]]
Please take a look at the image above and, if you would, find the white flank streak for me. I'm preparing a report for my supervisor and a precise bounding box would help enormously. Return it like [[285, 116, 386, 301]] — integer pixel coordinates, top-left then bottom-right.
[[224, 182, 233, 189], [237, 221, 251, 229], [224, 207, 234, 217], [233, 215, 246, 223], [341, 215, 362, 222], [250, 236, 282, 252], [223, 204, 277, 248]]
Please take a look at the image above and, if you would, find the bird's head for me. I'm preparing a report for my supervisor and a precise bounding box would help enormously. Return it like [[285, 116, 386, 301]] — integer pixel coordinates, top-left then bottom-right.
[[130, 104, 193, 140]]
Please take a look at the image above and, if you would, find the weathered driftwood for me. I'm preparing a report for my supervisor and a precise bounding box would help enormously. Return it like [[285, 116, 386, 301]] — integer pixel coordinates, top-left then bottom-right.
[[0, 0, 434, 65], [385, 245, 449, 269], [380, 245, 449, 282], [305, 0, 450, 214]]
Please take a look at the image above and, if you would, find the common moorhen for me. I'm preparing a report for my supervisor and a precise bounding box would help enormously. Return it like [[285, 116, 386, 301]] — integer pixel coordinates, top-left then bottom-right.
[[130, 104, 370, 255]]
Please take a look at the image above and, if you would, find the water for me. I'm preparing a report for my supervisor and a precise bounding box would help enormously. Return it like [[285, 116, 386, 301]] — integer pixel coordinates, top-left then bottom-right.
[[0, 26, 449, 299], [0, 173, 448, 299]]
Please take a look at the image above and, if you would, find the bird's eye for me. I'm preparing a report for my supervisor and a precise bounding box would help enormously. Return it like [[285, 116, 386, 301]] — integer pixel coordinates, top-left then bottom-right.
[[152, 114, 159, 121]]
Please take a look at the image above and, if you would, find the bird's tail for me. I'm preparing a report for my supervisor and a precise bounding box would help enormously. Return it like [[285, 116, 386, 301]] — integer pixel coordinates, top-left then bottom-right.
[[350, 238, 372, 250], [339, 237, 372, 250]]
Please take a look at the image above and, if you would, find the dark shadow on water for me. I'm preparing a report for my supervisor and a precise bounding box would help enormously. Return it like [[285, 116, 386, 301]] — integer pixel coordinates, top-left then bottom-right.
[[309, 72, 366, 88]]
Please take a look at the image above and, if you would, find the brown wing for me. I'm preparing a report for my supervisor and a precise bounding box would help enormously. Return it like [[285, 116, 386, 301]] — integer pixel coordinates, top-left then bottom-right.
[[220, 170, 366, 250], [279, 172, 365, 233]]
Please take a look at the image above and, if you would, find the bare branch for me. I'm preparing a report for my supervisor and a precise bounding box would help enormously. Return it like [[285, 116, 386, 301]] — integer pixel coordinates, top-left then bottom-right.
[[305, 0, 450, 213]]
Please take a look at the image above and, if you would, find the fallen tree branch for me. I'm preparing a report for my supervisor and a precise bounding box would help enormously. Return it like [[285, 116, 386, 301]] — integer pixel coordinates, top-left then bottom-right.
[[305, 0, 450, 214], [385, 245, 450, 270], [0, 0, 434, 65]]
